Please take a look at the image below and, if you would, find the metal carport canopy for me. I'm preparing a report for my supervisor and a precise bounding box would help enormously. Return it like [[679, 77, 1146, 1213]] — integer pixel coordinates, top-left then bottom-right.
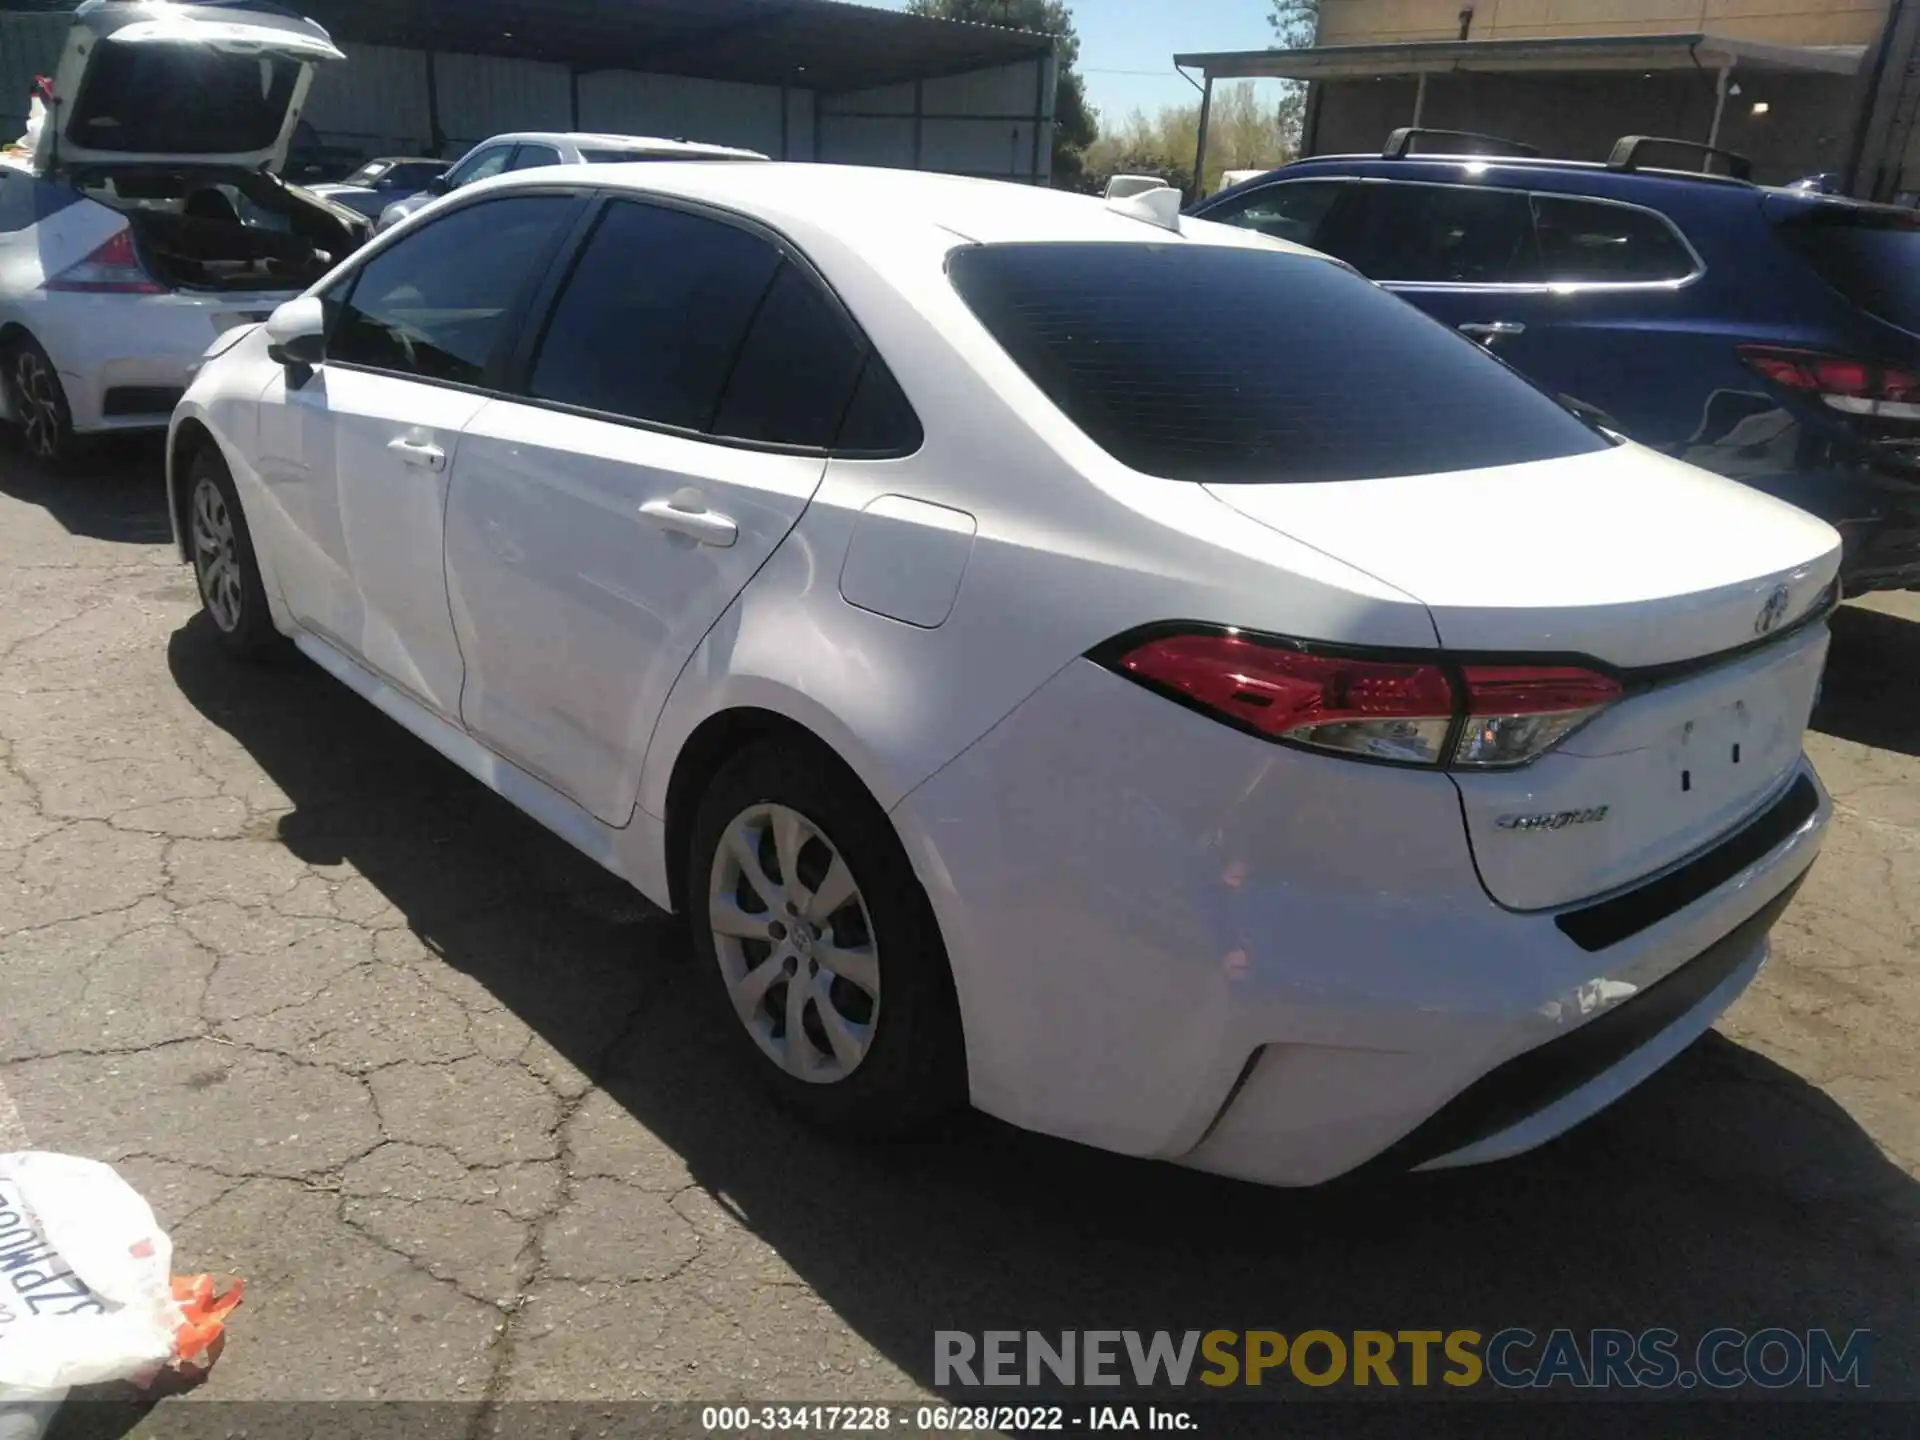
[[1172, 32, 1866, 82], [293, 0, 1055, 90], [1173, 32, 1867, 197]]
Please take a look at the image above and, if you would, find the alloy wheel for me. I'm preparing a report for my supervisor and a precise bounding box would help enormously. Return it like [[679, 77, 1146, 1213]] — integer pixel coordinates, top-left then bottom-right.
[[191, 477, 244, 633], [12, 350, 63, 460], [708, 802, 880, 1084]]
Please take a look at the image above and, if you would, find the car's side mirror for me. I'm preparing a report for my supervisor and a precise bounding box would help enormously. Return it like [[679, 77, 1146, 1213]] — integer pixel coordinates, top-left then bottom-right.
[[426, 174, 452, 196], [265, 295, 326, 368]]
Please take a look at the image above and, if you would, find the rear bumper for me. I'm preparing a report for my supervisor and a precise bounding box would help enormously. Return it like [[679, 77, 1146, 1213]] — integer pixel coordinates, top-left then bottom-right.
[[893, 660, 1830, 1187], [22, 290, 289, 433]]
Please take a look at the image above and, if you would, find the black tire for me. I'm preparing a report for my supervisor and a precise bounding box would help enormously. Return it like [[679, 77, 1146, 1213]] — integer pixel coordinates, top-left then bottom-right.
[[184, 445, 289, 663], [686, 737, 967, 1139], [2, 334, 75, 468]]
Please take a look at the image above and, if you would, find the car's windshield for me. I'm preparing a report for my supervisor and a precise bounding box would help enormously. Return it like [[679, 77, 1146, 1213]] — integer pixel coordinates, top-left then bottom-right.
[[946, 241, 1610, 485], [345, 161, 392, 185]]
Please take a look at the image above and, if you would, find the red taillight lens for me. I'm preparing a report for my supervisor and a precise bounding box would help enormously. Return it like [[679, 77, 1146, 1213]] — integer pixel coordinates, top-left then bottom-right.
[[43, 230, 163, 294], [1109, 632, 1620, 769], [1119, 633, 1454, 764], [1738, 344, 1920, 416]]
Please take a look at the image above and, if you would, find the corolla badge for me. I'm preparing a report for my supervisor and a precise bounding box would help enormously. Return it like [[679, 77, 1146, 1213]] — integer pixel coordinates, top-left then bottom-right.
[[1755, 584, 1792, 636], [1496, 806, 1609, 833]]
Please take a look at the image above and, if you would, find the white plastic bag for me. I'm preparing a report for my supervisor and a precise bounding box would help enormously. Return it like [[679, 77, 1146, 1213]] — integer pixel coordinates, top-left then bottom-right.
[[0, 1154, 181, 1440]]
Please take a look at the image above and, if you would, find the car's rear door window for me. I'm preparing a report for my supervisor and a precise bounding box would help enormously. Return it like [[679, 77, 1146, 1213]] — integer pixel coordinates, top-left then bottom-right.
[[1338, 182, 1540, 284], [947, 241, 1609, 484], [525, 198, 915, 450], [527, 200, 783, 431], [1775, 205, 1920, 332], [1203, 180, 1349, 247], [1531, 195, 1697, 284], [709, 263, 869, 447], [328, 195, 579, 385]]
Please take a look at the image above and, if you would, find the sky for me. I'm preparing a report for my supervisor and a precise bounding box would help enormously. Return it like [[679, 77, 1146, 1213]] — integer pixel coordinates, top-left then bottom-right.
[[871, 1, 1279, 124]]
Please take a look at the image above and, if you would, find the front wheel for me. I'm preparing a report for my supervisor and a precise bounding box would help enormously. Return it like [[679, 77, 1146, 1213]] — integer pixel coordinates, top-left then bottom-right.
[[187, 447, 289, 663], [687, 739, 967, 1139]]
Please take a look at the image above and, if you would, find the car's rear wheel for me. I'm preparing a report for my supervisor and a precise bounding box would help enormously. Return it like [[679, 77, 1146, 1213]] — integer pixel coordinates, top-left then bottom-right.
[[3, 335, 73, 467], [687, 739, 966, 1138], [188, 446, 288, 663]]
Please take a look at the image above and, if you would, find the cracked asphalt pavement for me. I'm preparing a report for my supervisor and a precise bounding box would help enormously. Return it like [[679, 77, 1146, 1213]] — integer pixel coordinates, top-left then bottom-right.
[[0, 442, 1916, 1427]]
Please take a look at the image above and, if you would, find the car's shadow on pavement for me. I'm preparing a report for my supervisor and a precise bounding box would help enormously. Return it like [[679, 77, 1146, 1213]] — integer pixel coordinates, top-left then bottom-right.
[[1813, 602, 1920, 759], [158, 612, 1919, 1430], [0, 435, 175, 545]]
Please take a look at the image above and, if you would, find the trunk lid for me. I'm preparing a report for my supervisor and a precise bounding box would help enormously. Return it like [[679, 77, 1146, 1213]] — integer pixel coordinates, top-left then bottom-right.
[[1205, 444, 1839, 668], [43, 1, 343, 175], [1208, 444, 1841, 910]]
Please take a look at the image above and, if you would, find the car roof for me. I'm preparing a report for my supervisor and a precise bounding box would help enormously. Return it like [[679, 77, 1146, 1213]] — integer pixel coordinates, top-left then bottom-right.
[[1213, 152, 1920, 223], [465, 161, 1323, 252], [482, 131, 766, 159]]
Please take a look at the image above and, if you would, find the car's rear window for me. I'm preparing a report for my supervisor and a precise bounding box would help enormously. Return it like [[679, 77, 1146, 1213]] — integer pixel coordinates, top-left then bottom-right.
[[945, 242, 1609, 484], [1776, 206, 1920, 332]]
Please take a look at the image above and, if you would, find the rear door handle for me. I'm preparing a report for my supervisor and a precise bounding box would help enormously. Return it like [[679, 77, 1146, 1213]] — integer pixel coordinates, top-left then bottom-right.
[[640, 495, 739, 548], [388, 436, 447, 472], [1459, 321, 1526, 343]]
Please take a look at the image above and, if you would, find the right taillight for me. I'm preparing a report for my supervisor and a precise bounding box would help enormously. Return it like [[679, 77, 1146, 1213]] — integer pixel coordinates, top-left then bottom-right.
[[42, 230, 163, 295], [1738, 343, 1920, 419], [1106, 630, 1620, 770], [1454, 665, 1623, 768]]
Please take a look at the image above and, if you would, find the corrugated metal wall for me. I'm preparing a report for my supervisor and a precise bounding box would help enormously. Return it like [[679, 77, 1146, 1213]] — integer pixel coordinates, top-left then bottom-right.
[[578, 72, 783, 156], [301, 44, 433, 156], [433, 52, 573, 152], [0, 11, 65, 141], [817, 59, 1056, 183], [0, 8, 1052, 180]]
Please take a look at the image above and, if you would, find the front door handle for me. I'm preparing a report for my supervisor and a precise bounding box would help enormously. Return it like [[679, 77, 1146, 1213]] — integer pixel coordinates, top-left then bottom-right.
[[388, 436, 447, 472], [1459, 321, 1526, 344], [640, 494, 739, 548]]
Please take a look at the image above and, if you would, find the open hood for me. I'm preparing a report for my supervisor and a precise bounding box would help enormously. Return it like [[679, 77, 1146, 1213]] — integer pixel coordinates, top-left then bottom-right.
[[41, 1, 344, 174]]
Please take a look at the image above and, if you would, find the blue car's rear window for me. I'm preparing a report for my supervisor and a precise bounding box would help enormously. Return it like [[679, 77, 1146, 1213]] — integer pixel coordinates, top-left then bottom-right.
[[946, 241, 1610, 484], [1777, 206, 1920, 334]]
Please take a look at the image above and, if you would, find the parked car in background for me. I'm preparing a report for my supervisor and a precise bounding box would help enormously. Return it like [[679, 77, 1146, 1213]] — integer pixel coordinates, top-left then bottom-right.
[[1193, 130, 1920, 593], [374, 132, 767, 231], [0, 0, 366, 466], [283, 120, 366, 187], [170, 160, 1835, 1186], [311, 157, 450, 220]]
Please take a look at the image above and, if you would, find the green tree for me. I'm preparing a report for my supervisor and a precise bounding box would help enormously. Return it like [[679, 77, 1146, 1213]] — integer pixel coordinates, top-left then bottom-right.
[[1268, 0, 1321, 48], [905, 0, 1098, 187], [1081, 82, 1300, 198]]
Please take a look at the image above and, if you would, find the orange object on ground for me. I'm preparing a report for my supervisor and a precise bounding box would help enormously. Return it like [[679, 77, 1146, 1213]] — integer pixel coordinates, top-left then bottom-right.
[[166, 1274, 244, 1383]]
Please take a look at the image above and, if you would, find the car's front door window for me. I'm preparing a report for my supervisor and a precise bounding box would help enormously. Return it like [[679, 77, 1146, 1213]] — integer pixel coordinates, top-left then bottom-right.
[[329, 195, 580, 386], [1205, 180, 1350, 249], [446, 145, 513, 190], [508, 145, 563, 171], [1339, 182, 1540, 285]]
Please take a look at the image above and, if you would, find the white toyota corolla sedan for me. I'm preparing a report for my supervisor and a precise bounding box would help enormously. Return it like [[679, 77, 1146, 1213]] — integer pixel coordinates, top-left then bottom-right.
[[167, 162, 1839, 1186]]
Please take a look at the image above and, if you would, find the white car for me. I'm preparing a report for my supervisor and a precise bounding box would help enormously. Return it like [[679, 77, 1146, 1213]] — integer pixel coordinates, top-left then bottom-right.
[[374, 131, 767, 233], [0, 0, 366, 466], [168, 162, 1839, 1186]]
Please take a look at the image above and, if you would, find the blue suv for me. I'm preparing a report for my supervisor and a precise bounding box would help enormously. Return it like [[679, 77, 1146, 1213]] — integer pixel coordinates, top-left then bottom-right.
[[1191, 130, 1920, 593]]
